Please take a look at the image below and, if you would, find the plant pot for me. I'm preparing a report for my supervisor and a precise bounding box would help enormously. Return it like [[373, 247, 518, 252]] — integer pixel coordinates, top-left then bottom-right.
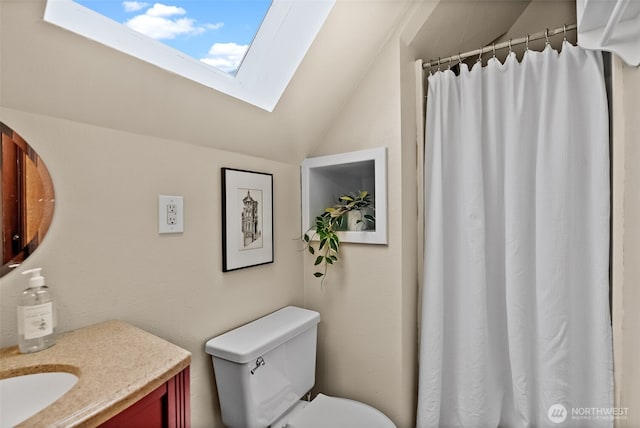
[[346, 208, 374, 231]]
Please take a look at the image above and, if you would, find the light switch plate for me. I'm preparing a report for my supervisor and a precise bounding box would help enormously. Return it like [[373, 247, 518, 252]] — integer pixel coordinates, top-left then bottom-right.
[[158, 195, 184, 234]]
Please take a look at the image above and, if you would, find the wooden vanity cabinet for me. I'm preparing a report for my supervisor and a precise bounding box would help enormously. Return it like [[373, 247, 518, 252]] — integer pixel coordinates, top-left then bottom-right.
[[100, 367, 190, 428]]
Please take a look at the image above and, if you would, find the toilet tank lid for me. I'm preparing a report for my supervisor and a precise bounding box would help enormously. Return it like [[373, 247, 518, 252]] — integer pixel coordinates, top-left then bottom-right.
[[205, 306, 320, 363]]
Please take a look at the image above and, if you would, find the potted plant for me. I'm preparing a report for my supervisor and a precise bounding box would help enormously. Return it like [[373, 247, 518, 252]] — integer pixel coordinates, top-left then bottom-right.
[[302, 190, 375, 283]]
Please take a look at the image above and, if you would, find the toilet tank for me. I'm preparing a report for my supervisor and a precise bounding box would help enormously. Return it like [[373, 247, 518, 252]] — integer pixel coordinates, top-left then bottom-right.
[[205, 306, 320, 428]]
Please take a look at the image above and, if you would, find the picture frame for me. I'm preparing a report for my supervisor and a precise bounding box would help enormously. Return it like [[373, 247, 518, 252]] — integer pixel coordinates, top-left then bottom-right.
[[221, 168, 274, 272]]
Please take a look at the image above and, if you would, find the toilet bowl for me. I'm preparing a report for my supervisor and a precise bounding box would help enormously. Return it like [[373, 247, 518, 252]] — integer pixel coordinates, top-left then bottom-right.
[[271, 393, 395, 428], [205, 306, 396, 428]]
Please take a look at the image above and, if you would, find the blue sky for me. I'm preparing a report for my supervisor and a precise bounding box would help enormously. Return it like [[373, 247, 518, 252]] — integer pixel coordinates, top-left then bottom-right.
[[74, 0, 272, 73]]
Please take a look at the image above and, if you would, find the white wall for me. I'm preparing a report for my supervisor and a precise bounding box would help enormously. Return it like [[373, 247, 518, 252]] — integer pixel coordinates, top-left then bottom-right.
[[0, 108, 304, 427]]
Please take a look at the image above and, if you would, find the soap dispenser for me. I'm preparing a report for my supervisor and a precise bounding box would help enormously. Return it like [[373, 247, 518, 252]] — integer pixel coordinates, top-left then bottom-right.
[[17, 268, 56, 353]]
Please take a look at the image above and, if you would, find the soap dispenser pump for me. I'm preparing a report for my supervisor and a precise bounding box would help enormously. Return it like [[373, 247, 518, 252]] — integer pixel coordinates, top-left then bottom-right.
[[17, 268, 56, 353]]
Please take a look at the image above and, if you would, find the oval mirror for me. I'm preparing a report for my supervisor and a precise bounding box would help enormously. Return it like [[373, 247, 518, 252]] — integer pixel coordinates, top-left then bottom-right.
[[1, 122, 55, 277]]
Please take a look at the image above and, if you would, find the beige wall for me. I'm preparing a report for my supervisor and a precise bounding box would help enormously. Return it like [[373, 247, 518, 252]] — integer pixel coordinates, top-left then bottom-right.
[[0, 0, 413, 165], [620, 61, 640, 426], [612, 58, 640, 427], [302, 18, 420, 427], [0, 107, 304, 427]]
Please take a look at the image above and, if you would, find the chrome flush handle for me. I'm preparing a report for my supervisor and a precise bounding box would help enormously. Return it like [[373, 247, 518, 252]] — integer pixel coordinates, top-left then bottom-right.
[[250, 356, 266, 375]]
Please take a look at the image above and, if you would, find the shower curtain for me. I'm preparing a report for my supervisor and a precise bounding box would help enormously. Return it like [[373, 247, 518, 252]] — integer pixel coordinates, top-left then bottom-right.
[[417, 42, 613, 428]]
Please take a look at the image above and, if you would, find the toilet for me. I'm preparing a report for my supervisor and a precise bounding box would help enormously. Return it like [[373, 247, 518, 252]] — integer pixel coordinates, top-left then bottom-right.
[[205, 306, 396, 428]]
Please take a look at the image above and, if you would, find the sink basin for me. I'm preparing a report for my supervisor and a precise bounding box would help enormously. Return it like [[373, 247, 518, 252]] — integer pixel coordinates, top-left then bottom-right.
[[0, 372, 78, 427]]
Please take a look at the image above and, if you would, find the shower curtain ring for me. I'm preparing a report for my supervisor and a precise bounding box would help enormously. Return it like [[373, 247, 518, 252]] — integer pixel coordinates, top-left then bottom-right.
[[545, 28, 550, 46], [563, 24, 567, 41], [458, 53, 463, 65], [525, 34, 530, 51], [437, 57, 441, 71], [492, 43, 496, 58], [477, 47, 483, 63], [508, 39, 512, 53]]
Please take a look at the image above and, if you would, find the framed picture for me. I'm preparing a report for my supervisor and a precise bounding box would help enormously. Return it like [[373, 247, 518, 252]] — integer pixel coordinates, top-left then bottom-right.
[[221, 168, 274, 272]]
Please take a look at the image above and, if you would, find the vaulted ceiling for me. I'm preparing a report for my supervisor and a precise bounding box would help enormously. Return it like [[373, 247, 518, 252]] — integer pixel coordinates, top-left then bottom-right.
[[0, 0, 576, 164]]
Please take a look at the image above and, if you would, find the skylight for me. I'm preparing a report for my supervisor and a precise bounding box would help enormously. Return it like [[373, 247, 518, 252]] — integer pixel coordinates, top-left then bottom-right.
[[44, 0, 335, 111], [73, 0, 272, 75]]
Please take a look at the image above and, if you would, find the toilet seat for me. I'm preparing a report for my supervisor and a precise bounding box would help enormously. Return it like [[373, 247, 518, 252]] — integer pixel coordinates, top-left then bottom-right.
[[284, 393, 396, 428]]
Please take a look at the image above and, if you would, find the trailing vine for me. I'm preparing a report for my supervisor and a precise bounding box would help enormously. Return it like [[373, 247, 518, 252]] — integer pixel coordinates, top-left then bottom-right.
[[302, 190, 375, 285]]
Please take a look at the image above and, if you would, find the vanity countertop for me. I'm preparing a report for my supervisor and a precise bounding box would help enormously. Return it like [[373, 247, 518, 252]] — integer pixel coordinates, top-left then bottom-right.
[[0, 320, 191, 427]]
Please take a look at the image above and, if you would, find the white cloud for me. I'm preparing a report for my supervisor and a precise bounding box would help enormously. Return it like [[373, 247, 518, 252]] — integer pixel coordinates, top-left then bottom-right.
[[126, 14, 203, 39], [125, 3, 222, 40], [201, 42, 249, 74], [145, 3, 185, 17], [122, 1, 148, 12]]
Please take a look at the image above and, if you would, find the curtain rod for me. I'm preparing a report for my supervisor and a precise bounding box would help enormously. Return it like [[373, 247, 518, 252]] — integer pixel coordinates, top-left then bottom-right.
[[422, 24, 577, 70]]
